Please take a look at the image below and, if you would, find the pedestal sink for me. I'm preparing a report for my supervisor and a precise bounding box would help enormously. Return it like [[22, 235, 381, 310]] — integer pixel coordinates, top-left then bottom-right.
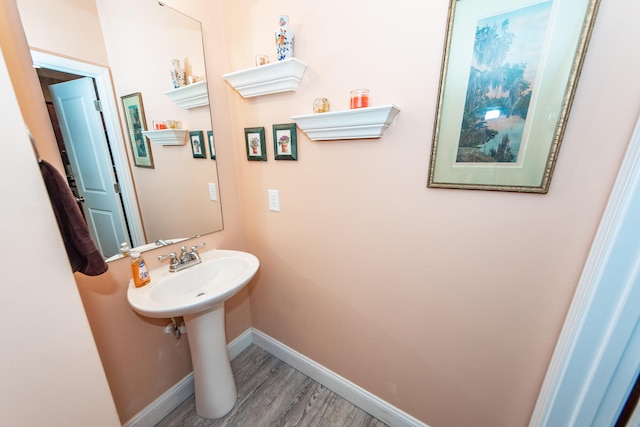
[[127, 249, 259, 419]]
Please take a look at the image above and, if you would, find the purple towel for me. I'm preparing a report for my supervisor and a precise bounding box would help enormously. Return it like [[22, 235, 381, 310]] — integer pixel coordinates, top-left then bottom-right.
[[39, 160, 108, 276]]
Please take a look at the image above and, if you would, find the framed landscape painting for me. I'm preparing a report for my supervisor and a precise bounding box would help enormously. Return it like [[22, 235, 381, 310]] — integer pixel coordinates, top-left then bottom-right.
[[428, 0, 600, 193], [121, 92, 154, 168]]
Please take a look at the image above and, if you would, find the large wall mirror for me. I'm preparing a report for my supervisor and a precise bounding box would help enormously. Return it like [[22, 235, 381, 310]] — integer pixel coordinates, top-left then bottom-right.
[[18, 0, 223, 260]]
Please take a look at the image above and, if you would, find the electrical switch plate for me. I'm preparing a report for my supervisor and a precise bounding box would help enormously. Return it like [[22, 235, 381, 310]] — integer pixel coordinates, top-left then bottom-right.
[[268, 189, 280, 212], [208, 183, 217, 201]]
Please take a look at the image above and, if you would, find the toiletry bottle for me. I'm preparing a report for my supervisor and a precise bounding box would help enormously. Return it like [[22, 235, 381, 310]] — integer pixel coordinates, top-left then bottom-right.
[[119, 242, 130, 257], [130, 250, 151, 288]]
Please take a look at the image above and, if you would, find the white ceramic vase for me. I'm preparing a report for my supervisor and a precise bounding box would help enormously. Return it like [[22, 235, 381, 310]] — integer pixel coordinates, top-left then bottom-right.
[[170, 59, 186, 88], [275, 15, 294, 61]]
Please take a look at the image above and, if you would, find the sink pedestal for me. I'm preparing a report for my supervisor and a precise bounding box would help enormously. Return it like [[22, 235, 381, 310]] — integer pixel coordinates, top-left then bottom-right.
[[183, 302, 236, 419]]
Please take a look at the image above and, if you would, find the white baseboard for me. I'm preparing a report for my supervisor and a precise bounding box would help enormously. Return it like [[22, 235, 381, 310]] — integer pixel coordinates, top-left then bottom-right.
[[124, 327, 428, 427], [122, 372, 194, 427], [251, 328, 429, 427], [122, 329, 253, 427]]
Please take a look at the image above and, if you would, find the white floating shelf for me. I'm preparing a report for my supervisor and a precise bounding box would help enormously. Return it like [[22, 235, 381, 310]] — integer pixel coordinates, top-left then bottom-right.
[[222, 58, 308, 98], [164, 80, 209, 109], [142, 129, 188, 146], [291, 105, 400, 140]]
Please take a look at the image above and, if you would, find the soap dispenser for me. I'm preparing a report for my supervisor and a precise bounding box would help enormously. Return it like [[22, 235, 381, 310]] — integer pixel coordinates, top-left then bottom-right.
[[119, 242, 130, 257], [130, 250, 151, 288]]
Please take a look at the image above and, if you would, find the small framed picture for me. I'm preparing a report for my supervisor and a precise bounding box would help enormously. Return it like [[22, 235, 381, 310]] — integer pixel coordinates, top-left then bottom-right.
[[121, 92, 154, 168], [245, 127, 266, 161], [207, 130, 216, 160], [273, 123, 297, 160], [189, 131, 206, 158]]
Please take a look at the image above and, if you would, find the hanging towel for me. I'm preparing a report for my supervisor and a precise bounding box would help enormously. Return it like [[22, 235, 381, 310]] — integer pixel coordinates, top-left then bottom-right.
[[39, 160, 108, 276]]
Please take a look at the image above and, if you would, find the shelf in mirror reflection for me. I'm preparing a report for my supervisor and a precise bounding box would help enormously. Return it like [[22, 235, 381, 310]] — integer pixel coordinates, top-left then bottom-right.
[[21, 0, 225, 261], [105, 238, 188, 262], [164, 80, 209, 109], [142, 129, 188, 145]]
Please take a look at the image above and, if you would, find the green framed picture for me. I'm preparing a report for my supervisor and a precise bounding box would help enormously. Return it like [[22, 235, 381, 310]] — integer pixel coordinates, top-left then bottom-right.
[[272, 123, 297, 160], [121, 92, 154, 168], [245, 127, 266, 161], [189, 130, 205, 158], [207, 130, 216, 160]]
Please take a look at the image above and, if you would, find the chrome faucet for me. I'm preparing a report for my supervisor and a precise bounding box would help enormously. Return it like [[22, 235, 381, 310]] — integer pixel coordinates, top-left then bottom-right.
[[159, 242, 206, 272]]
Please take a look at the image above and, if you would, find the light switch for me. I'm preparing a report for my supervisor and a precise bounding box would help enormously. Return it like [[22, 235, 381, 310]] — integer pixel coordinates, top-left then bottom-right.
[[268, 189, 280, 212], [208, 183, 217, 201]]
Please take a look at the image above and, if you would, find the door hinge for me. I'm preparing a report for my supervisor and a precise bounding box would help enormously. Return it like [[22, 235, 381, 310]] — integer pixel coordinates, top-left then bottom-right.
[[94, 100, 102, 112], [114, 183, 120, 193]]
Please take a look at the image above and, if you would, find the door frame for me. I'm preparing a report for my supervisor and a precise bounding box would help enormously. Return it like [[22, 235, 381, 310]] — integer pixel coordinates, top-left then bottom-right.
[[530, 114, 640, 425], [32, 50, 145, 247]]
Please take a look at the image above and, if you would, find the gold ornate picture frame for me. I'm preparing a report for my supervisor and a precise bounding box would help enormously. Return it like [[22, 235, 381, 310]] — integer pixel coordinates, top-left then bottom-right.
[[428, 0, 600, 193]]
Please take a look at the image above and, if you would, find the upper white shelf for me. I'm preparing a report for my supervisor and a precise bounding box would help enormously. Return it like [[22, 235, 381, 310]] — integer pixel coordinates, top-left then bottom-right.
[[222, 58, 308, 98], [164, 80, 209, 109], [290, 105, 400, 141], [142, 129, 188, 146]]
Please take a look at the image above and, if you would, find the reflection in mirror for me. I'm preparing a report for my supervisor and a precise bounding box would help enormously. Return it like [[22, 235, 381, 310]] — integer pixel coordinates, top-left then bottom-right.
[[18, 0, 223, 260]]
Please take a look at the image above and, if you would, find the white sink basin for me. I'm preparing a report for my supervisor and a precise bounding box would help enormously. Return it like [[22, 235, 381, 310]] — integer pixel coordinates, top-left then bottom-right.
[[126, 248, 259, 419], [127, 249, 259, 318]]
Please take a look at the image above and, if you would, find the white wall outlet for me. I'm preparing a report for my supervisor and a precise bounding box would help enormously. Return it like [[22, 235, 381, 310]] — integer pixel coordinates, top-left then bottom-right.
[[208, 183, 217, 201], [268, 189, 280, 212]]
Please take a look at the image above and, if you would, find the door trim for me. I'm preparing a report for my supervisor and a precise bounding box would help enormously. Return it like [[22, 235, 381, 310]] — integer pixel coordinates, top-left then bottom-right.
[[31, 50, 145, 247], [530, 114, 640, 426]]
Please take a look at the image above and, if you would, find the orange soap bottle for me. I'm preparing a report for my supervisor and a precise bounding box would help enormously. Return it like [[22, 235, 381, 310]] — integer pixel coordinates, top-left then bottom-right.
[[130, 250, 151, 288]]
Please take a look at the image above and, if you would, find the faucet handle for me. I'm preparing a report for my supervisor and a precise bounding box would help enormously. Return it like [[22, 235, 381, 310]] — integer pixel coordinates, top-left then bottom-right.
[[191, 242, 206, 252], [158, 252, 177, 261], [189, 242, 206, 261], [158, 252, 179, 268]]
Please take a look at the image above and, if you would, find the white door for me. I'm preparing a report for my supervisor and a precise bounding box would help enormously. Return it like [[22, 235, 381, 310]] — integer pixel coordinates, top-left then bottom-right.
[[530, 115, 640, 426], [49, 77, 128, 258]]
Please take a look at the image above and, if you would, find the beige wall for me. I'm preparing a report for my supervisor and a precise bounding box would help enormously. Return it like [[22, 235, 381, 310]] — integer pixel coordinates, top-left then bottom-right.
[[0, 23, 120, 427], [9, 0, 249, 423], [3, 0, 640, 426], [221, 0, 640, 426]]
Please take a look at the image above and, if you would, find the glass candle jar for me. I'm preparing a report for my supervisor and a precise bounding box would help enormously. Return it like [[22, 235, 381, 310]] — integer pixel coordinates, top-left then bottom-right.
[[350, 89, 370, 109], [255, 54, 269, 66], [153, 120, 167, 130], [313, 98, 330, 113]]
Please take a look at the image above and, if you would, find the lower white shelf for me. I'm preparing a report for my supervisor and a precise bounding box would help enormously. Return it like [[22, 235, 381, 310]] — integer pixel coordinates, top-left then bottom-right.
[[290, 105, 400, 140], [142, 129, 188, 146]]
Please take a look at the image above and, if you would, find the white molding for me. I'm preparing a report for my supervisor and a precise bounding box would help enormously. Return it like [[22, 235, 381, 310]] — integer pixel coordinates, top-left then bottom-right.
[[123, 327, 428, 426], [164, 80, 209, 109], [252, 329, 429, 427], [142, 129, 188, 146], [227, 327, 254, 360], [122, 328, 252, 427], [529, 114, 640, 426], [222, 58, 308, 98], [123, 372, 194, 427], [291, 105, 401, 140]]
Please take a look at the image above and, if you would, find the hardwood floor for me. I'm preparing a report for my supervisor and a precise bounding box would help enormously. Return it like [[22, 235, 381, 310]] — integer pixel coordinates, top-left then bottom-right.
[[156, 344, 388, 427]]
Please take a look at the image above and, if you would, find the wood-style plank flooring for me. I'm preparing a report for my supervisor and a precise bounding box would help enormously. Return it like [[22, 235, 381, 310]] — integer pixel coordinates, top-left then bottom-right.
[[156, 344, 388, 427]]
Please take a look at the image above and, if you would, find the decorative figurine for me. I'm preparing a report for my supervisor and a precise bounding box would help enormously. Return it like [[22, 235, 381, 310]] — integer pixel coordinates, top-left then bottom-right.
[[275, 15, 294, 61]]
